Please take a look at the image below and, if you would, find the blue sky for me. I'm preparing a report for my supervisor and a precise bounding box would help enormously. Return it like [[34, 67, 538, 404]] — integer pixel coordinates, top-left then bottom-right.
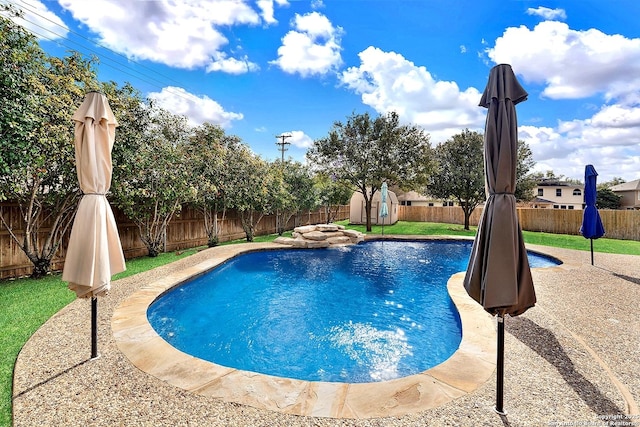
[[4, 0, 640, 183]]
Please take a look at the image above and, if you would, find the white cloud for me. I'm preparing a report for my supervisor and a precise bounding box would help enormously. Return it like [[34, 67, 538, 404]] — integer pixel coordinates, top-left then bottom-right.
[[256, 0, 288, 25], [0, 0, 68, 39], [518, 104, 640, 182], [526, 7, 566, 21], [206, 52, 259, 74], [286, 130, 314, 149], [148, 86, 243, 129], [57, 0, 277, 72], [339, 46, 485, 144], [486, 21, 640, 102], [270, 11, 343, 77]]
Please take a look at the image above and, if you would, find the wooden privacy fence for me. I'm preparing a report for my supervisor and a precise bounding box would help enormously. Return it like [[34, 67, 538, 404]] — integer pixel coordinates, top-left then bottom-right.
[[398, 206, 640, 241], [0, 203, 350, 279], [2, 203, 637, 279]]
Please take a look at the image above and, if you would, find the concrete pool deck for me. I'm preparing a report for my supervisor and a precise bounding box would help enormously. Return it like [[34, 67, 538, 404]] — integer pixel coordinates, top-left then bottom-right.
[[12, 237, 640, 426]]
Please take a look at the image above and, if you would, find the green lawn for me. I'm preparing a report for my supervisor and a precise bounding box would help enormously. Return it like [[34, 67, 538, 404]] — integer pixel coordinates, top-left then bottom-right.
[[336, 220, 640, 255], [0, 246, 204, 427], [1, 223, 638, 426]]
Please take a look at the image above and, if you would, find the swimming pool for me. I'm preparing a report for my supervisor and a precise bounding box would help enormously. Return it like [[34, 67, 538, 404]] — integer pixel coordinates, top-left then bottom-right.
[[148, 240, 559, 383]]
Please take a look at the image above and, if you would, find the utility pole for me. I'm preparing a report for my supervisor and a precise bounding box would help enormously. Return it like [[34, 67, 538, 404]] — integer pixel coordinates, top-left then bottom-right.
[[275, 134, 292, 163]]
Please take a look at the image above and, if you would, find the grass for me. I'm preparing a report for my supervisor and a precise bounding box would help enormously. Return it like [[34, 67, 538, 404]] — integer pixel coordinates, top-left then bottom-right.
[[1, 223, 638, 426], [0, 246, 205, 427], [336, 220, 640, 255]]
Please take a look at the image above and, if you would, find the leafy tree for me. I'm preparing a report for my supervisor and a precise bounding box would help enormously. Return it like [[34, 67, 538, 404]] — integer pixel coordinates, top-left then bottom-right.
[[185, 123, 245, 246], [267, 162, 293, 236], [273, 160, 318, 233], [307, 111, 433, 231], [427, 129, 485, 230], [428, 131, 537, 229], [596, 188, 622, 210], [314, 173, 353, 224], [225, 149, 271, 242], [599, 177, 626, 188], [0, 10, 101, 277], [111, 106, 194, 256], [0, 6, 43, 182], [514, 139, 537, 202]]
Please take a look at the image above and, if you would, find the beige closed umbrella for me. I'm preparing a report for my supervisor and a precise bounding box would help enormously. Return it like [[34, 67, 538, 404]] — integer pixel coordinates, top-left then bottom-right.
[[62, 91, 126, 359], [463, 64, 535, 415]]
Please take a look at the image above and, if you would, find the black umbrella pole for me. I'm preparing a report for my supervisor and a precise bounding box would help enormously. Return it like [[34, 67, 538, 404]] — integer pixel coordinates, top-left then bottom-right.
[[590, 239, 594, 265], [91, 297, 98, 359], [495, 313, 506, 415]]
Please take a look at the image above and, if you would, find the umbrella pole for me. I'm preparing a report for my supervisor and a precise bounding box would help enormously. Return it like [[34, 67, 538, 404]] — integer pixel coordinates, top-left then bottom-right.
[[495, 313, 506, 415], [590, 239, 594, 265], [91, 296, 99, 359]]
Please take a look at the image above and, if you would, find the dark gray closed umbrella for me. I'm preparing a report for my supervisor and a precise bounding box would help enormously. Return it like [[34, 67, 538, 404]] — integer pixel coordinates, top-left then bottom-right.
[[463, 64, 535, 415]]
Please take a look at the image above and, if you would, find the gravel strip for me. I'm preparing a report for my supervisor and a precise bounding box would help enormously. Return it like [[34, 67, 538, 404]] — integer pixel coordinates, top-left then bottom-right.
[[13, 243, 640, 427]]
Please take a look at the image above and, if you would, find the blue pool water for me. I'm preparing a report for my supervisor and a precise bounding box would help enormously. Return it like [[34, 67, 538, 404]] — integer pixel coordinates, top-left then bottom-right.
[[148, 240, 559, 383]]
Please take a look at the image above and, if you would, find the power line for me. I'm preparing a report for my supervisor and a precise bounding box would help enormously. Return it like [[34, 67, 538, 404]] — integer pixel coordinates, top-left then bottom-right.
[[11, 0, 185, 87], [3, 0, 204, 105], [275, 134, 292, 162]]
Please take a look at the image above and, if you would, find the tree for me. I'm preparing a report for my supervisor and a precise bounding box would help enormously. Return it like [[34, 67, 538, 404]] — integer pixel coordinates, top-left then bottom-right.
[[273, 160, 318, 233], [514, 140, 537, 202], [225, 149, 271, 242], [111, 106, 194, 256], [1, 10, 101, 277], [596, 188, 622, 210], [185, 123, 244, 247], [599, 177, 626, 188], [314, 173, 353, 224], [307, 111, 433, 231], [427, 129, 485, 230]]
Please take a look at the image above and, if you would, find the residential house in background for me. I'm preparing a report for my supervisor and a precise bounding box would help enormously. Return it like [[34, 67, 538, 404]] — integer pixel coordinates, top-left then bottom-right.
[[393, 189, 457, 207], [610, 179, 640, 210], [531, 179, 584, 210]]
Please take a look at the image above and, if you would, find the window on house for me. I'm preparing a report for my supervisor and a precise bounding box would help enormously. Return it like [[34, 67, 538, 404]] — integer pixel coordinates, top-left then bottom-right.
[[560, 205, 567, 209], [573, 189, 581, 196], [568, 205, 574, 209], [537, 188, 543, 196], [406, 201, 412, 206], [428, 202, 434, 207], [556, 189, 562, 197], [553, 205, 559, 209]]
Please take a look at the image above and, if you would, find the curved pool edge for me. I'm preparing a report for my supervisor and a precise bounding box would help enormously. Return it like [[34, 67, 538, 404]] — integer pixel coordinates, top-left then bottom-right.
[[112, 240, 497, 419]]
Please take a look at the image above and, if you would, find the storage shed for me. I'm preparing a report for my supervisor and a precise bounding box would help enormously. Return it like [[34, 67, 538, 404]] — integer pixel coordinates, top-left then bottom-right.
[[349, 189, 399, 226]]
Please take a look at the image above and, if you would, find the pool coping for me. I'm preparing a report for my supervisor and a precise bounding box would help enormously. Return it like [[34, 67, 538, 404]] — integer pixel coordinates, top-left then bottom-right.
[[112, 238, 499, 419]]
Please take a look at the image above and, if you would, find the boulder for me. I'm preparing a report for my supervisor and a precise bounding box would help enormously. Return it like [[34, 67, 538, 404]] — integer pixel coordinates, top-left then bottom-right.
[[274, 237, 295, 245], [274, 224, 365, 249], [342, 229, 362, 238], [291, 239, 308, 248], [306, 240, 330, 249], [316, 224, 340, 232], [302, 231, 328, 241], [327, 236, 351, 245], [294, 225, 317, 234]]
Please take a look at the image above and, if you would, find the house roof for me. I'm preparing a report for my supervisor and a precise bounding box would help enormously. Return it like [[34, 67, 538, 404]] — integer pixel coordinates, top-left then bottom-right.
[[536, 178, 583, 188], [610, 179, 640, 191], [532, 197, 556, 204]]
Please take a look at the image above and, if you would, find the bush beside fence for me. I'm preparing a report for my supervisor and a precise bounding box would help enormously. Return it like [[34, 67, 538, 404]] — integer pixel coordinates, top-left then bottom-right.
[[2, 203, 638, 279], [0, 203, 349, 279]]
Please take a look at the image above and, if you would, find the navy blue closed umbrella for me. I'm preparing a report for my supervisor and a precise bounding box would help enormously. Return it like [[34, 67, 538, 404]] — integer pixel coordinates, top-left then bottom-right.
[[580, 164, 605, 265]]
